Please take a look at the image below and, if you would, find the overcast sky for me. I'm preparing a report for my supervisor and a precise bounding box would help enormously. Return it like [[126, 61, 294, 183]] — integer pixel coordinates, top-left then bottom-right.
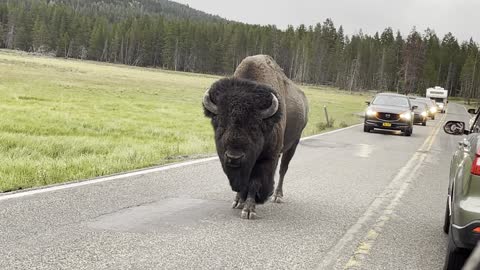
[[175, 0, 479, 43]]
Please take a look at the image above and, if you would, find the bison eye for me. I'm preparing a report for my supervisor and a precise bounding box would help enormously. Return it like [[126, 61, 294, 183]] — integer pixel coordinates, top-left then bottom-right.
[[215, 127, 225, 139]]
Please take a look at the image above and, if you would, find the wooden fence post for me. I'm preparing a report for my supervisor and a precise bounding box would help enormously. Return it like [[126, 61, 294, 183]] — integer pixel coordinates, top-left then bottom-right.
[[324, 105, 330, 127]]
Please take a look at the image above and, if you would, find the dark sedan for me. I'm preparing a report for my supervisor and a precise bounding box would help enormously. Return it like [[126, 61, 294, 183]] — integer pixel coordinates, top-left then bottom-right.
[[420, 97, 438, 120], [410, 96, 438, 120], [410, 100, 428, 126], [364, 93, 416, 136]]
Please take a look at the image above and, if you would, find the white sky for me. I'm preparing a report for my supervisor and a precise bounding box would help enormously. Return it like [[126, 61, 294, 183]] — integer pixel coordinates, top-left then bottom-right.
[[175, 0, 479, 43]]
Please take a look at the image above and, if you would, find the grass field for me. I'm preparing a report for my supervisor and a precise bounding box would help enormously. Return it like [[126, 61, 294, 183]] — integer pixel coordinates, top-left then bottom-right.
[[0, 50, 369, 192], [450, 96, 480, 111]]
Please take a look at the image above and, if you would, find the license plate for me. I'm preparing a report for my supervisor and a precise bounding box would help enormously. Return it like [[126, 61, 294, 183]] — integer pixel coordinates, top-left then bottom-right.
[[382, 122, 392, 127]]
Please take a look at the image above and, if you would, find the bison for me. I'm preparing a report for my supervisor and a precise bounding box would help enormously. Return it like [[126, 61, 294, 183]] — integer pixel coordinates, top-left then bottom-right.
[[202, 55, 309, 219]]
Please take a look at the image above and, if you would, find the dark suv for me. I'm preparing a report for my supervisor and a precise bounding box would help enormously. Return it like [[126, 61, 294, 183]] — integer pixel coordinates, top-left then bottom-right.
[[364, 93, 416, 136]]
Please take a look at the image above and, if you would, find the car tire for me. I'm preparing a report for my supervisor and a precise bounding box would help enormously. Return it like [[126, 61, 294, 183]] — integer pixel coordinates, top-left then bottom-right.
[[363, 125, 370, 133], [422, 121, 427, 126], [443, 201, 450, 234], [404, 127, 412, 136], [443, 230, 469, 270], [432, 115, 435, 120]]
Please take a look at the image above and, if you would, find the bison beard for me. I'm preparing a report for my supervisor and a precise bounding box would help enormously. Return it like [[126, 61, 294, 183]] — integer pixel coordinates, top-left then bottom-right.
[[203, 55, 308, 219]]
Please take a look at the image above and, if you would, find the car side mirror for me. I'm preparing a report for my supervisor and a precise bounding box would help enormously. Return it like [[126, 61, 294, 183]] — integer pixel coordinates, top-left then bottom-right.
[[412, 105, 418, 110], [365, 101, 371, 105], [443, 121, 469, 135], [468, 109, 477, 114]]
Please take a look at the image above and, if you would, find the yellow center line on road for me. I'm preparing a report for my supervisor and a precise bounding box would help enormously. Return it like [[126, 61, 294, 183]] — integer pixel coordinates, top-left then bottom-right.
[[343, 112, 447, 269], [316, 112, 448, 270]]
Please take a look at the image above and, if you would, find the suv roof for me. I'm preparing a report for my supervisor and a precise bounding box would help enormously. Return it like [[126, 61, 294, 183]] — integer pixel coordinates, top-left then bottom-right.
[[376, 92, 407, 97]]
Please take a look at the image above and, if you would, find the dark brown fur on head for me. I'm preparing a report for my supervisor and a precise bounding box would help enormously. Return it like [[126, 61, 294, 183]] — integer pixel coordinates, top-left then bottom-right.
[[203, 77, 282, 130]]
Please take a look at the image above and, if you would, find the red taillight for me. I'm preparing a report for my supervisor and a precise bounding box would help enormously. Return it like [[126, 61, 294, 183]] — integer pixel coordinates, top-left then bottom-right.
[[473, 227, 480, 233], [472, 156, 480, 175]]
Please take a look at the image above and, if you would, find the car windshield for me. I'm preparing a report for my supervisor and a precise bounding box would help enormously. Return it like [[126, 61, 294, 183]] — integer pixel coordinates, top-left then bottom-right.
[[419, 99, 433, 105], [372, 95, 409, 107], [411, 101, 426, 110], [432, 97, 444, 103]]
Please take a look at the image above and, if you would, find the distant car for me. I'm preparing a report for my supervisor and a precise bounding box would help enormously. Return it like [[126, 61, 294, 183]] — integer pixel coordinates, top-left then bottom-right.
[[436, 100, 447, 114], [442, 108, 480, 269], [419, 97, 438, 120], [409, 96, 437, 120], [364, 93, 416, 136], [410, 100, 428, 126]]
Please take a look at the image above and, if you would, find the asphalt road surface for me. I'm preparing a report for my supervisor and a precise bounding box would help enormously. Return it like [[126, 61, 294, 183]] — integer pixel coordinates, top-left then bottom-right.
[[0, 103, 473, 270]]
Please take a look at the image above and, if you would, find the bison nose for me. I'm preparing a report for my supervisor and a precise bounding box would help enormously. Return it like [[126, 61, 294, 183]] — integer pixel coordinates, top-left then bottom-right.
[[225, 152, 245, 167]]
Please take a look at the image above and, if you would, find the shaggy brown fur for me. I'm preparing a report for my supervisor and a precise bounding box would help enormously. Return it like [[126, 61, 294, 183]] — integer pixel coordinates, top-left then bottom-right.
[[203, 55, 308, 219]]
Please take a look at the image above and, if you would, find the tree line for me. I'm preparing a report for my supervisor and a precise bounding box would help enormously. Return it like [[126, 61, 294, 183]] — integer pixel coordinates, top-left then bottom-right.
[[0, 0, 479, 98]]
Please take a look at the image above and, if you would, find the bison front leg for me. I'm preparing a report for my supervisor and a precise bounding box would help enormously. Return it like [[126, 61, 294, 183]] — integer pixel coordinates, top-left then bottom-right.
[[240, 160, 276, 220], [232, 192, 246, 209], [240, 189, 258, 220]]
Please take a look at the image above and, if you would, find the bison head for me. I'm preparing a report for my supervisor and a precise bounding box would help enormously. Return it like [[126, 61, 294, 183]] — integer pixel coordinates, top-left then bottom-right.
[[203, 78, 282, 192]]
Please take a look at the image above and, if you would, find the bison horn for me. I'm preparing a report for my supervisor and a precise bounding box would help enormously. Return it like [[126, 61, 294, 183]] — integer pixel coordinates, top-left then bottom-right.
[[260, 93, 279, 119], [202, 88, 218, 114]]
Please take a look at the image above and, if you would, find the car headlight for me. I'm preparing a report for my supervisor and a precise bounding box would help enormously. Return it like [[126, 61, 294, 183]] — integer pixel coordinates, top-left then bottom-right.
[[439, 103, 444, 108], [430, 107, 437, 113], [400, 112, 412, 120], [421, 111, 427, 117], [366, 109, 377, 117]]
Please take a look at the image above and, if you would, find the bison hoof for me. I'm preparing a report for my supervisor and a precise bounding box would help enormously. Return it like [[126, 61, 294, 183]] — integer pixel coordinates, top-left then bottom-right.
[[232, 200, 245, 209], [240, 209, 257, 219], [272, 195, 283, 203], [272, 191, 283, 203]]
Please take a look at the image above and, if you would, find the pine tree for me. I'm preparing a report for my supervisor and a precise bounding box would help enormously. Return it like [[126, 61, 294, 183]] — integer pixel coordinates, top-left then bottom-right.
[[460, 40, 479, 102], [14, 9, 33, 51], [32, 16, 49, 52], [400, 28, 425, 95], [162, 21, 177, 70], [88, 19, 107, 60], [420, 29, 441, 91]]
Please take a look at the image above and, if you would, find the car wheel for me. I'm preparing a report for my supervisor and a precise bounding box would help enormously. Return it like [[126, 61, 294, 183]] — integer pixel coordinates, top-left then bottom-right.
[[444, 230, 469, 270], [432, 115, 435, 120], [404, 127, 412, 136], [443, 200, 450, 234], [363, 125, 370, 133], [422, 121, 427, 126]]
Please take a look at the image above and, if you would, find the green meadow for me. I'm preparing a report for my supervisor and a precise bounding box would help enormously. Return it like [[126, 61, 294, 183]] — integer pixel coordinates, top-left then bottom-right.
[[0, 50, 369, 192]]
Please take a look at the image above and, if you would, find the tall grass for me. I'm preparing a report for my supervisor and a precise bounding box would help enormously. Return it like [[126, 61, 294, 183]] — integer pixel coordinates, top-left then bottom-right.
[[0, 50, 368, 192]]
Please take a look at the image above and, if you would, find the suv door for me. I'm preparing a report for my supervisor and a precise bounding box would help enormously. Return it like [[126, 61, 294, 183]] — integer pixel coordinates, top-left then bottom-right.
[[450, 110, 480, 226], [450, 110, 480, 185]]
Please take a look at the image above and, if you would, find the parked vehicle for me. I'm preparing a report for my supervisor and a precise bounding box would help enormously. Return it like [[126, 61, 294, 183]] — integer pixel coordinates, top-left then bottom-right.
[[442, 107, 480, 269], [426, 86, 448, 113], [364, 93, 416, 136], [410, 100, 428, 126]]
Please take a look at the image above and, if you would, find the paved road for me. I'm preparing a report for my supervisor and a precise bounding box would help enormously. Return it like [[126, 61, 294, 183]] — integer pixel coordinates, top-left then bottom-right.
[[0, 103, 473, 270]]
